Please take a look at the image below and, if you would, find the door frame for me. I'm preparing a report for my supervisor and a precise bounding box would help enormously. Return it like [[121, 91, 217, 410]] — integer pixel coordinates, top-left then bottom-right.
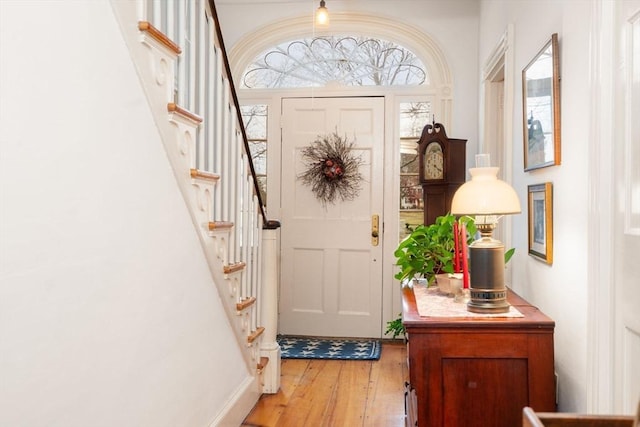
[[480, 25, 516, 282], [239, 86, 445, 336], [229, 4, 458, 337], [589, 0, 640, 414], [587, 0, 618, 413], [278, 96, 386, 337]]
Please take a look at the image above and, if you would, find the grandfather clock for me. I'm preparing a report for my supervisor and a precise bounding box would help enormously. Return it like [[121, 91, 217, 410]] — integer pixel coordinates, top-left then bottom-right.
[[418, 123, 467, 225]]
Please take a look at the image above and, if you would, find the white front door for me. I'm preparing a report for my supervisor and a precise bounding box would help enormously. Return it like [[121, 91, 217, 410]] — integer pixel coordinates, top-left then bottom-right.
[[279, 97, 385, 338], [612, 0, 640, 414]]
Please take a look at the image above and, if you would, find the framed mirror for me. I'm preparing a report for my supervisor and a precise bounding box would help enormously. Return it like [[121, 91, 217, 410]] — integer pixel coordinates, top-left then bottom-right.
[[522, 33, 560, 171]]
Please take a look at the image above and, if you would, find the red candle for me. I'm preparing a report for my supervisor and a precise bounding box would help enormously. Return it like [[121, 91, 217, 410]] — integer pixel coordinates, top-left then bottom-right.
[[453, 222, 460, 273], [461, 223, 470, 289]]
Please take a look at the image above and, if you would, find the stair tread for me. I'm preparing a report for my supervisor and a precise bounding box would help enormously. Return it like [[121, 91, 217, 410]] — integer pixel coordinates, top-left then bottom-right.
[[208, 221, 234, 231], [257, 356, 269, 370], [167, 102, 203, 123], [224, 262, 246, 275], [138, 21, 181, 54], [236, 297, 257, 312], [248, 326, 265, 344], [190, 168, 220, 182]]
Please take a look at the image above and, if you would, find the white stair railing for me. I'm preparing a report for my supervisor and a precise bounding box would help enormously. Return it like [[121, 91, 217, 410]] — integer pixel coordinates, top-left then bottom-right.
[[118, 0, 281, 394]]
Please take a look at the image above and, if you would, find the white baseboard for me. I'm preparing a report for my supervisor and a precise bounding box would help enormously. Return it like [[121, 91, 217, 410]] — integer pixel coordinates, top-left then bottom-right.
[[208, 376, 261, 427]]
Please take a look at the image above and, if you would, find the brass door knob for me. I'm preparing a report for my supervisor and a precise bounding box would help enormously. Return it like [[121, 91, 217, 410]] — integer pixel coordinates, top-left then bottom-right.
[[371, 214, 379, 246]]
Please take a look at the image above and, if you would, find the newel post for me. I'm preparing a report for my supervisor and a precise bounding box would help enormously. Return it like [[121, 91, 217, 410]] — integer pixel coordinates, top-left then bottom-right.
[[260, 220, 281, 393]]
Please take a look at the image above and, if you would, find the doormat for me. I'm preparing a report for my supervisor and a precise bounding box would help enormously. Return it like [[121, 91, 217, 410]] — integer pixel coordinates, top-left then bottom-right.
[[277, 335, 381, 360]]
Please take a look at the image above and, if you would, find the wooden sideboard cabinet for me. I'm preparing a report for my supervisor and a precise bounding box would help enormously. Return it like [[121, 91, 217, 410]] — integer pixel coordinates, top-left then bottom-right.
[[402, 284, 556, 427]]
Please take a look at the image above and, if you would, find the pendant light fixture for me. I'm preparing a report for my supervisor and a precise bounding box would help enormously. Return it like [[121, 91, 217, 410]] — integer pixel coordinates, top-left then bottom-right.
[[315, 0, 329, 26]]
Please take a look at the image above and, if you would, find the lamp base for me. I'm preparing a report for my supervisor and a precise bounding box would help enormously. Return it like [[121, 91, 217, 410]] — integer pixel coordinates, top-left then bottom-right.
[[467, 236, 510, 314], [467, 288, 510, 313]]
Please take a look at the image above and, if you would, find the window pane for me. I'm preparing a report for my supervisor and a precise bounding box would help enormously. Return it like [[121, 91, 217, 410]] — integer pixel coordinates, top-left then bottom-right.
[[399, 102, 431, 241], [242, 36, 427, 89], [399, 102, 431, 137], [242, 105, 267, 139], [241, 104, 268, 205]]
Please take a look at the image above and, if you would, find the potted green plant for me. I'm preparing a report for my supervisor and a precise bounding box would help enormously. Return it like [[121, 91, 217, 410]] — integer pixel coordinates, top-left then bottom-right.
[[394, 213, 476, 285], [386, 213, 515, 338]]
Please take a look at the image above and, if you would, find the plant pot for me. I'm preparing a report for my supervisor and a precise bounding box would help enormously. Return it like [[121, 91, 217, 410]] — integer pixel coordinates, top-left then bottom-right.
[[436, 273, 463, 297]]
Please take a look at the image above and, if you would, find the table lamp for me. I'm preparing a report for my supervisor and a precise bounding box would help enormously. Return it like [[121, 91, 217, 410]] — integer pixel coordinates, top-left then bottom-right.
[[451, 154, 521, 313]]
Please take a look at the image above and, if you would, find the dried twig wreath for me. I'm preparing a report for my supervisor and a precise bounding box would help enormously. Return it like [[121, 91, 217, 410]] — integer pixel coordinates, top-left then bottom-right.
[[298, 132, 364, 206]]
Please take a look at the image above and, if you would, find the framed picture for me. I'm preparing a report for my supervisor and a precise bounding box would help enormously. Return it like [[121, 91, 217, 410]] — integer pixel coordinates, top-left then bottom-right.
[[522, 33, 561, 171], [528, 183, 553, 264]]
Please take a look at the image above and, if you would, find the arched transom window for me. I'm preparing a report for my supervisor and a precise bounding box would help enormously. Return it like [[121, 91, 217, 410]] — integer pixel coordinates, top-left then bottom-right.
[[241, 36, 427, 89]]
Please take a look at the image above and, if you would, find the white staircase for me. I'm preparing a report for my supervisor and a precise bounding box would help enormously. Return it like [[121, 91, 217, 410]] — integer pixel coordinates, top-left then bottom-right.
[[110, 0, 281, 398]]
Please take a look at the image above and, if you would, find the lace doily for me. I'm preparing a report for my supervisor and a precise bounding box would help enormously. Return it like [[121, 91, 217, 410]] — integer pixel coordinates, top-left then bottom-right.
[[413, 285, 524, 318]]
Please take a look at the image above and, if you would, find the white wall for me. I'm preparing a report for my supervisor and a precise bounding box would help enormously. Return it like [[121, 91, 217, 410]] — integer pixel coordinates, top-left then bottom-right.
[[0, 1, 248, 425], [479, 0, 593, 413]]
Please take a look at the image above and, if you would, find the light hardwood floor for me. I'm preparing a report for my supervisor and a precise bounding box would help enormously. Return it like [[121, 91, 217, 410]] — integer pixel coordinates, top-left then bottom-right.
[[242, 341, 408, 427]]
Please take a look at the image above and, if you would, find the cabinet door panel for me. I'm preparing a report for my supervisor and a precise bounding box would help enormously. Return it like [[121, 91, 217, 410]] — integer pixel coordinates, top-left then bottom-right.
[[442, 358, 528, 427]]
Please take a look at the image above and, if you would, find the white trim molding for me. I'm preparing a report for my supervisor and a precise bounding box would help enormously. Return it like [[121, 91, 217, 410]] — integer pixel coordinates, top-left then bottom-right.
[[624, 10, 640, 236], [586, 0, 616, 414], [227, 12, 452, 98], [479, 24, 515, 258]]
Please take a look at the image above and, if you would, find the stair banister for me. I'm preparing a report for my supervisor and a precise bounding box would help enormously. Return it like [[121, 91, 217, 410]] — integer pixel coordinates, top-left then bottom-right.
[[119, 0, 282, 396]]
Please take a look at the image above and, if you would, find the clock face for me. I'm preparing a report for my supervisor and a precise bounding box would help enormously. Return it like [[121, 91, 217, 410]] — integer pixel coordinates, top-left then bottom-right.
[[424, 142, 444, 180]]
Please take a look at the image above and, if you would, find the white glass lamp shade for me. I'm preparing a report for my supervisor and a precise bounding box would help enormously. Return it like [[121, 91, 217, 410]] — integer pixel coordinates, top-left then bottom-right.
[[451, 167, 521, 215]]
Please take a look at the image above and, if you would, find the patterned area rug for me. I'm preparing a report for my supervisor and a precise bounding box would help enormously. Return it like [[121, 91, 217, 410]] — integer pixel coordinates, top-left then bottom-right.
[[277, 336, 382, 360]]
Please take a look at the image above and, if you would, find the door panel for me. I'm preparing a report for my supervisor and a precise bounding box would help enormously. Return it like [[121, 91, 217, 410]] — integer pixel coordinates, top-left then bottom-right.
[[279, 97, 385, 338]]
